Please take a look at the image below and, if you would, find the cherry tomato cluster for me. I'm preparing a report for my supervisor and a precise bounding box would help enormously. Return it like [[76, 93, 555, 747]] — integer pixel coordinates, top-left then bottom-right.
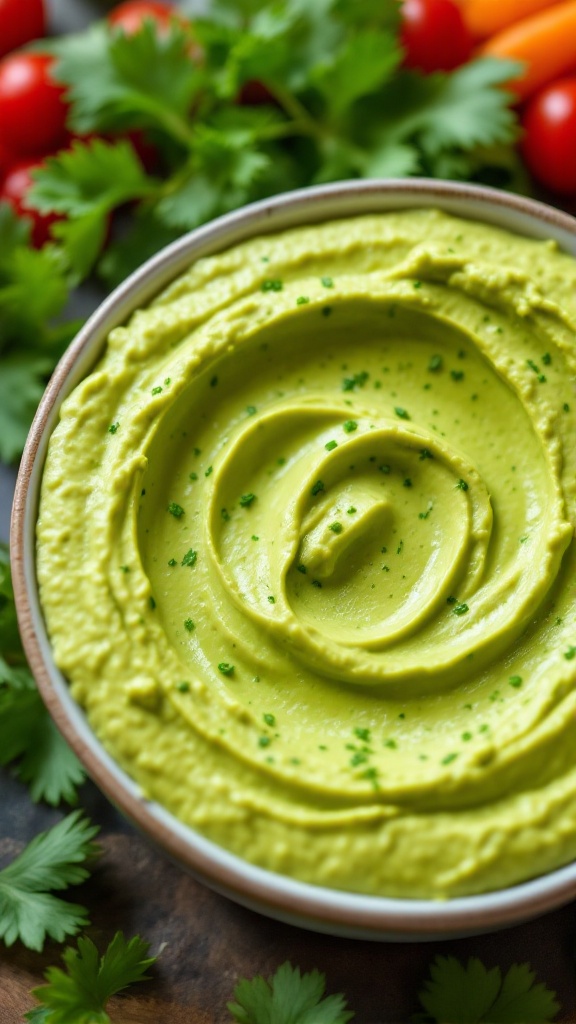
[[0, 0, 189, 246]]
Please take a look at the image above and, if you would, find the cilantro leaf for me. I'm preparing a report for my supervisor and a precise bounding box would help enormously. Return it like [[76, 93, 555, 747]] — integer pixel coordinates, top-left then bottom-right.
[[312, 29, 401, 119], [415, 956, 560, 1023], [0, 543, 85, 804], [0, 812, 99, 951], [228, 961, 354, 1024], [26, 932, 156, 1024], [51, 22, 202, 144], [0, 356, 53, 463]]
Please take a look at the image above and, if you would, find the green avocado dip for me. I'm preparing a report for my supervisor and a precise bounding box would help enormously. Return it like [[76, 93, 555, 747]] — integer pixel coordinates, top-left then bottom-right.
[[37, 209, 576, 899]]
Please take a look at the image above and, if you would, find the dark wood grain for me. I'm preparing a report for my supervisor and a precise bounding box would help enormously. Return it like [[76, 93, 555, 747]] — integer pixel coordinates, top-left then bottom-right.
[[2, 770, 576, 1023]]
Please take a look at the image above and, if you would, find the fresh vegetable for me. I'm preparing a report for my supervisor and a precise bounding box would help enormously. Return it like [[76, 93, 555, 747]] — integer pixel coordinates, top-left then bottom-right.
[[400, 0, 473, 72], [0, 542, 85, 799], [459, 0, 562, 41], [0, 52, 68, 158], [228, 961, 354, 1024], [413, 955, 560, 1023], [479, 0, 576, 100], [26, 932, 156, 1023], [107, 0, 183, 36], [0, 203, 78, 464], [0, 812, 99, 951], [0, 0, 46, 60], [521, 76, 576, 193], [0, 158, 64, 246]]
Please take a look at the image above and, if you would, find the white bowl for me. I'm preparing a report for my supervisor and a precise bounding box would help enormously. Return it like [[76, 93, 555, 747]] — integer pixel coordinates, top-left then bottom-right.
[[11, 178, 576, 940]]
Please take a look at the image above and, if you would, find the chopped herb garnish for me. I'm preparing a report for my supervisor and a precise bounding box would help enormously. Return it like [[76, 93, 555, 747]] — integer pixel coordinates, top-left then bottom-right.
[[321, 276, 334, 288], [221, 507, 230, 521], [246, 405, 257, 415], [149, 596, 156, 610], [296, 296, 310, 305], [181, 548, 197, 567], [322, 306, 332, 317], [311, 479, 324, 496], [379, 464, 391, 474], [239, 492, 256, 507], [218, 662, 235, 675], [189, 472, 198, 481], [542, 353, 552, 365], [120, 565, 130, 573], [384, 738, 397, 749], [325, 440, 338, 451], [403, 478, 412, 488], [450, 370, 464, 381], [329, 522, 343, 534], [184, 618, 195, 632], [354, 727, 370, 741], [167, 502, 184, 518], [312, 579, 322, 588], [343, 419, 358, 433], [413, 280, 422, 289], [564, 646, 576, 660], [462, 731, 472, 741], [167, 558, 177, 566], [509, 675, 523, 688], [151, 386, 162, 395], [563, 403, 570, 412], [261, 278, 283, 292], [263, 713, 276, 727], [419, 448, 433, 460], [258, 735, 271, 747], [204, 465, 213, 477], [456, 479, 469, 491], [394, 406, 409, 419], [442, 752, 458, 765], [428, 355, 443, 372], [267, 595, 275, 603], [347, 506, 356, 514], [251, 534, 259, 541], [108, 422, 119, 434], [447, 596, 457, 604], [176, 681, 190, 693], [453, 603, 469, 615], [164, 377, 171, 385], [297, 564, 307, 574]]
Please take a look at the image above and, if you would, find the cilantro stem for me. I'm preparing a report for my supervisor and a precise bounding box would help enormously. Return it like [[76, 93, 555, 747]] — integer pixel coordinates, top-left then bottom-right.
[[266, 83, 326, 141]]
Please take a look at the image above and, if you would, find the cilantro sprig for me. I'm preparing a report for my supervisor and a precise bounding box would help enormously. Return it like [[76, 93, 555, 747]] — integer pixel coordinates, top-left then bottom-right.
[[25, 931, 156, 1023], [0, 544, 85, 804], [0, 811, 99, 952], [228, 960, 354, 1024], [413, 955, 560, 1024], [28, 2, 522, 291]]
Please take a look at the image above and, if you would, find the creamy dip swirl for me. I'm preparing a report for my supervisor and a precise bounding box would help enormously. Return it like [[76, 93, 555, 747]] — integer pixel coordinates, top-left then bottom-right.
[[37, 210, 576, 898]]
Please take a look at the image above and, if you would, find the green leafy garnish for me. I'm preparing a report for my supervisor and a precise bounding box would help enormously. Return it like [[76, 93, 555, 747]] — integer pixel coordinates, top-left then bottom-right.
[[413, 956, 560, 1023], [0, 812, 99, 951], [228, 961, 354, 1024], [26, 931, 156, 1023], [0, 544, 85, 805]]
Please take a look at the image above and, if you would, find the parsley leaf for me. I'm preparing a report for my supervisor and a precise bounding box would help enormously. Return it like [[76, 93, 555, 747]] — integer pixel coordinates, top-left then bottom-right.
[[414, 956, 560, 1023], [228, 960, 354, 1024], [25, 931, 156, 1023], [0, 812, 99, 951], [0, 544, 85, 805]]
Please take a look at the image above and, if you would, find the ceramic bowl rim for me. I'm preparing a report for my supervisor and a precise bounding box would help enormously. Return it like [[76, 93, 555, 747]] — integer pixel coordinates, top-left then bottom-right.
[[11, 177, 576, 940]]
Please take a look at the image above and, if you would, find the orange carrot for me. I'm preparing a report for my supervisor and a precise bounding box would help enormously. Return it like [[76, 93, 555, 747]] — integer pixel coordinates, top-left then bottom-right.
[[479, 0, 576, 100], [459, 0, 561, 41]]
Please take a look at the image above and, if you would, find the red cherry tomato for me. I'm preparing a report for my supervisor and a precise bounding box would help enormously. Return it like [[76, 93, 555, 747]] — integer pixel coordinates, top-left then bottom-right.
[[0, 158, 63, 247], [0, 53, 68, 158], [108, 0, 179, 35], [400, 0, 473, 73], [521, 77, 576, 195], [0, 0, 46, 60], [0, 138, 16, 175]]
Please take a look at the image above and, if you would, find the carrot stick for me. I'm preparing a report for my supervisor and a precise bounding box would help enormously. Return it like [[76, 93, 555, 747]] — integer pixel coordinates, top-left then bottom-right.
[[479, 0, 576, 100], [459, 0, 562, 41]]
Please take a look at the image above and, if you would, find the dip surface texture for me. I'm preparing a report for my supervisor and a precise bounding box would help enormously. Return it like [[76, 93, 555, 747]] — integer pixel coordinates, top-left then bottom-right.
[[37, 209, 576, 898]]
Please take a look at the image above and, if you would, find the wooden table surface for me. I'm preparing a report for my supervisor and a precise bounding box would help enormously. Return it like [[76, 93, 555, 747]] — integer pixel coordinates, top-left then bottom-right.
[[3, 2, 576, 1021]]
